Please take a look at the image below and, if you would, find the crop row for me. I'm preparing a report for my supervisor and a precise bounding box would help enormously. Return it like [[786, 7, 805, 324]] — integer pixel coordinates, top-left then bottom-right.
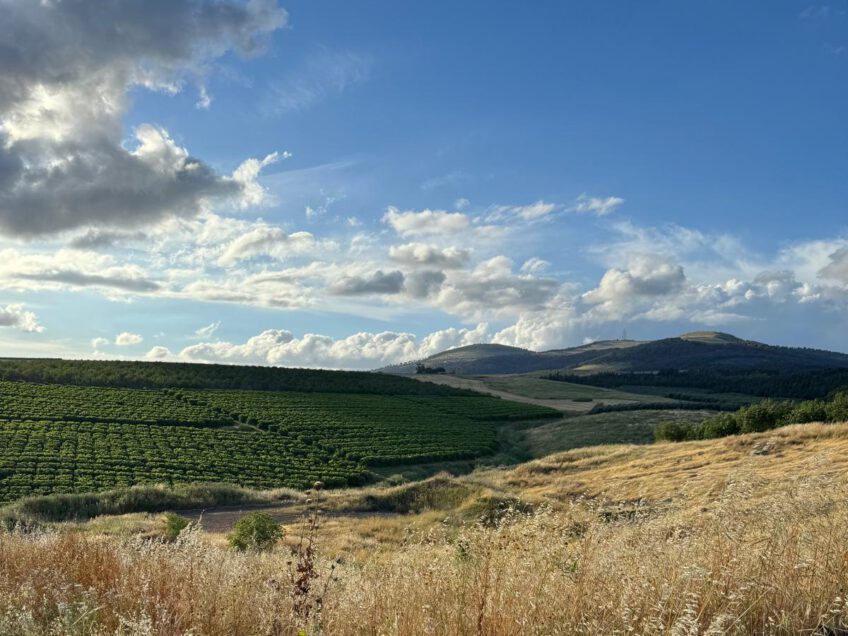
[[0, 381, 230, 426], [179, 390, 502, 464], [0, 420, 369, 502]]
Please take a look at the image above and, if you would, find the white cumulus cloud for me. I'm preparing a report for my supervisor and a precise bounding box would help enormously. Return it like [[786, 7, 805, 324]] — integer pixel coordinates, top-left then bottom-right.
[[115, 332, 143, 346], [0, 304, 43, 333], [382, 207, 470, 237]]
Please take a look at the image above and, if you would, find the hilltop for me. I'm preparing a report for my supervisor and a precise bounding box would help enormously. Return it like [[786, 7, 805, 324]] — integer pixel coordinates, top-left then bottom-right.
[[381, 331, 848, 375]]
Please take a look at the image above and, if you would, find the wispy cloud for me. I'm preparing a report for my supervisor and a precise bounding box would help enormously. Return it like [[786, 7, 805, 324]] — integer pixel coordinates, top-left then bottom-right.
[[194, 321, 221, 338], [800, 5, 838, 19], [265, 48, 371, 115], [571, 194, 625, 216]]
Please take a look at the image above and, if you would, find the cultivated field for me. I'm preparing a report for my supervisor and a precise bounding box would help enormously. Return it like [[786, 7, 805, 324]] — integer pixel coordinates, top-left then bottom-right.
[[3, 423, 848, 634], [0, 376, 558, 501]]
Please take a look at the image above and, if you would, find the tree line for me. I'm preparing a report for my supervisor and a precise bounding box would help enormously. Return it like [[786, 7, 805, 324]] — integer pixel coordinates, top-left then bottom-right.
[[545, 368, 848, 400], [655, 391, 848, 442]]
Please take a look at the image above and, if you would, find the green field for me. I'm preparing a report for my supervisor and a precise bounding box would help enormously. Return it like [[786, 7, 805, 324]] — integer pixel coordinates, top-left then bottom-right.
[[178, 389, 559, 466], [0, 419, 367, 502], [519, 409, 719, 456], [0, 377, 559, 503], [479, 375, 677, 403], [0, 381, 229, 426]]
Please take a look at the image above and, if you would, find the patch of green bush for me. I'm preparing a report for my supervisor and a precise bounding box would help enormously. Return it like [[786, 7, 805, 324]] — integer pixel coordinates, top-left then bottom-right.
[[162, 512, 191, 541], [3, 483, 266, 523], [227, 512, 283, 551], [358, 475, 475, 514]]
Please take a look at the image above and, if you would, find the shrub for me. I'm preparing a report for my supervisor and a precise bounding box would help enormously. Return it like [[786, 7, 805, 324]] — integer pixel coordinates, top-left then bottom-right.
[[827, 391, 848, 422], [161, 512, 191, 541], [788, 399, 829, 424], [227, 512, 283, 551], [700, 413, 740, 439], [736, 400, 794, 433], [654, 422, 698, 442]]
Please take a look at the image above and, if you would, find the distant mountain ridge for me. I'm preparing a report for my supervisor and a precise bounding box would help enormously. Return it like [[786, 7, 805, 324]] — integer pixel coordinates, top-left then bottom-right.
[[379, 332, 848, 376]]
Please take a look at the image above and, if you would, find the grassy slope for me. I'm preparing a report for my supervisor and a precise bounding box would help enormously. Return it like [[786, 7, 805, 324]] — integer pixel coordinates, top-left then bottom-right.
[[518, 408, 717, 455], [479, 374, 677, 402], [492, 420, 848, 504]]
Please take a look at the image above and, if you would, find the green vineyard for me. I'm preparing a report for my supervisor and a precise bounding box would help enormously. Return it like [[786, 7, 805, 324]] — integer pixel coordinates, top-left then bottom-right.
[[0, 420, 365, 502], [0, 381, 229, 426], [0, 372, 560, 503], [177, 390, 506, 465]]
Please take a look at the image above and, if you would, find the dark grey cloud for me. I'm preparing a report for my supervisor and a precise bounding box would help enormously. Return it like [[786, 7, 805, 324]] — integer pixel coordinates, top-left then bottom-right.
[[404, 270, 446, 298], [448, 276, 559, 310], [0, 130, 239, 236], [0, 0, 286, 237], [331, 270, 405, 295], [18, 271, 160, 293]]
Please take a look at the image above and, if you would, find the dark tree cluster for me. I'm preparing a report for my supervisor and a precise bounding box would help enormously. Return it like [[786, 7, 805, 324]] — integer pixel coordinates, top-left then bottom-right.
[[655, 392, 848, 442], [545, 368, 848, 400]]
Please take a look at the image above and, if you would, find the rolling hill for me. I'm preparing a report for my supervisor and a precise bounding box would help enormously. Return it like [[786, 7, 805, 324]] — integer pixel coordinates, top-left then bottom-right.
[[381, 331, 848, 375]]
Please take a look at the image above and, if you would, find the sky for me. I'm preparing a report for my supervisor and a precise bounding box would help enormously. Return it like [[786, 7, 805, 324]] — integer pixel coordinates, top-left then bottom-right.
[[0, 0, 846, 368]]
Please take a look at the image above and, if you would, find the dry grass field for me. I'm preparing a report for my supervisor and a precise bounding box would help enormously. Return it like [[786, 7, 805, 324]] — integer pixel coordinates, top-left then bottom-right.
[[3, 423, 848, 634]]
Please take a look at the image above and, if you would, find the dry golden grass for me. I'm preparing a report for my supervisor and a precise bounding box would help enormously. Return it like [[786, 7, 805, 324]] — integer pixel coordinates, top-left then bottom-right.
[[3, 423, 848, 634], [497, 421, 848, 506]]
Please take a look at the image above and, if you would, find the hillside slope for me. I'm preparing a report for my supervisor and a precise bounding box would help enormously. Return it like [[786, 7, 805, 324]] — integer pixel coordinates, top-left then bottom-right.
[[490, 420, 848, 508], [382, 331, 848, 375]]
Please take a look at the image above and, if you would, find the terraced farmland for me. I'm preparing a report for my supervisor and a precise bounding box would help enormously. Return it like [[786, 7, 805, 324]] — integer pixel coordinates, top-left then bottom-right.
[[0, 377, 559, 502]]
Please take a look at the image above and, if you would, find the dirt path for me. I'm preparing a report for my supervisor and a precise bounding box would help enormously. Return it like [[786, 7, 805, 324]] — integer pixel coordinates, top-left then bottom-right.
[[411, 374, 595, 413], [176, 501, 396, 534]]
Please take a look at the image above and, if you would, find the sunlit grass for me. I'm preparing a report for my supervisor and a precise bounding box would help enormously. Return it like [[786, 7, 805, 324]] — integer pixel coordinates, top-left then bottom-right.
[[2, 422, 848, 634]]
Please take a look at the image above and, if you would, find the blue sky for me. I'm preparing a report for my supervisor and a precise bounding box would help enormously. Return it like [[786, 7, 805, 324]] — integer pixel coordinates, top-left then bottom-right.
[[0, 0, 846, 367]]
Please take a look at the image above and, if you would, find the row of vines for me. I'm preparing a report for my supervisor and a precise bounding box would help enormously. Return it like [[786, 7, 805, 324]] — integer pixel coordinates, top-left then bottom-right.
[[0, 379, 559, 502]]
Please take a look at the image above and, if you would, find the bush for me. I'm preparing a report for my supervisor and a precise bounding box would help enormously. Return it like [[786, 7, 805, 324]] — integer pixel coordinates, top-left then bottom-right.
[[161, 512, 191, 541], [227, 512, 283, 551], [700, 413, 740, 439], [827, 391, 848, 422], [654, 422, 698, 442], [736, 400, 794, 433], [788, 400, 829, 424]]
